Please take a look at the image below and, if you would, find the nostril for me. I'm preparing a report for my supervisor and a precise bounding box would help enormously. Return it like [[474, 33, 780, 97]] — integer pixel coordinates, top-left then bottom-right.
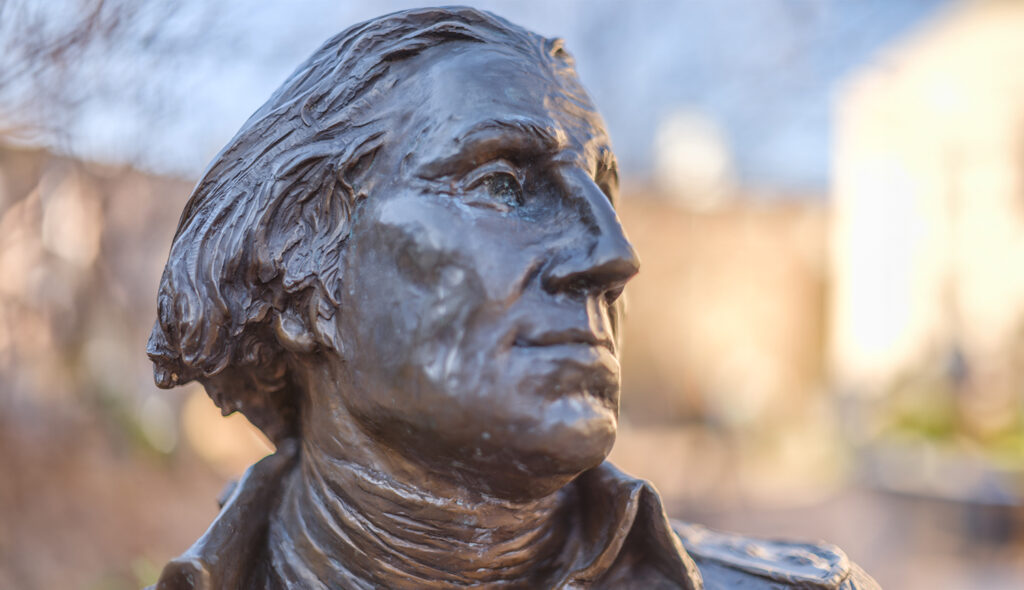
[[604, 285, 625, 305], [543, 249, 639, 298]]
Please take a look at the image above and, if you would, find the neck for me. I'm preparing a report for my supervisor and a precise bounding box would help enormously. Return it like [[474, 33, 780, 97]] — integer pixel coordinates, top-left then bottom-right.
[[267, 419, 578, 589]]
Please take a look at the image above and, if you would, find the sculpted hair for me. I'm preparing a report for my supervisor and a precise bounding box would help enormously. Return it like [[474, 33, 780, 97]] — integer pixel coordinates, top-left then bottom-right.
[[147, 7, 576, 442]]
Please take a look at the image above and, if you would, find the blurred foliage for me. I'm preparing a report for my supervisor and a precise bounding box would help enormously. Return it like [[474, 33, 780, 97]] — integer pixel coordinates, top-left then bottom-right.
[[876, 332, 1024, 469], [881, 367, 959, 441], [0, 0, 233, 153]]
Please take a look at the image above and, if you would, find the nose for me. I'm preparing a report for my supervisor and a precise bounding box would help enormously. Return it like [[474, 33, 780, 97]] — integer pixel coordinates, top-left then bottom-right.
[[542, 173, 640, 301]]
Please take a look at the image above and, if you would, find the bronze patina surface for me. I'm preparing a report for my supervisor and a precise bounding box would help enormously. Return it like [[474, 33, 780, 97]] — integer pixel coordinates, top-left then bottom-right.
[[147, 7, 878, 589]]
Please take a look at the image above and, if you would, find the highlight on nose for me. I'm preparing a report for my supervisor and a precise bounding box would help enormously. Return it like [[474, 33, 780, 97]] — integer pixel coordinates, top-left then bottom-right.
[[542, 220, 640, 300], [541, 170, 640, 299]]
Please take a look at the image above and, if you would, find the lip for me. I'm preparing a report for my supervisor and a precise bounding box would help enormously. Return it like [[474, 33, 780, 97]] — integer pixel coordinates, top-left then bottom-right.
[[507, 327, 620, 406], [513, 328, 614, 352]]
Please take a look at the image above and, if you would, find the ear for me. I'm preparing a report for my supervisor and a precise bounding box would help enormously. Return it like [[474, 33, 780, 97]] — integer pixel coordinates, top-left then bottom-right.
[[274, 306, 315, 353], [309, 290, 345, 356]]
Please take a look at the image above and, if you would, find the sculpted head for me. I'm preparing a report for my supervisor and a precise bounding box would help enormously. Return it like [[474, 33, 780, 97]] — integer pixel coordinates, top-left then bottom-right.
[[148, 6, 639, 501]]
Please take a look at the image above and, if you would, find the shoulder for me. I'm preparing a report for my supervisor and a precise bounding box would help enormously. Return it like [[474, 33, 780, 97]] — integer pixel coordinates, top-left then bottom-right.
[[149, 441, 298, 590], [671, 521, 880, 589]]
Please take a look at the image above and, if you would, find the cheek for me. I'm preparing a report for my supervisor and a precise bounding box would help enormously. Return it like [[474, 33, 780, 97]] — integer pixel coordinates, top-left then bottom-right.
[[340, 218, 492, 382]]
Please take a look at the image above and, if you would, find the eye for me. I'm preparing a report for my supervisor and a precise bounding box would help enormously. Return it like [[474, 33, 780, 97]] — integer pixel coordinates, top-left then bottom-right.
[[481, 172, 523, 207], [464, 161, 524, 210]]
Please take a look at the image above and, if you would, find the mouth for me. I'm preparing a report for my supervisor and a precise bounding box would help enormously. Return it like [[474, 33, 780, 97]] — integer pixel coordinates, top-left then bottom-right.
[[509, 326, 620, 407], [513, 328, 614, 352]]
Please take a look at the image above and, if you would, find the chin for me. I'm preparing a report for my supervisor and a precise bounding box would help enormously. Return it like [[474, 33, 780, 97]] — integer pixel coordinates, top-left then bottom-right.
[[533, 394, 618, 465], [470, 397, 619, 501]]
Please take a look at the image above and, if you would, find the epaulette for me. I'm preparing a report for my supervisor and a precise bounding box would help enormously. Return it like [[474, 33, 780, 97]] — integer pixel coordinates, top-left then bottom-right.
[[672, 522, 880, 589]]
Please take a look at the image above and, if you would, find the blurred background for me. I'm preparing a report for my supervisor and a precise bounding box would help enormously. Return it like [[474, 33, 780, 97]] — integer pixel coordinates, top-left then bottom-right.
[[2, 0, 1023, 588]]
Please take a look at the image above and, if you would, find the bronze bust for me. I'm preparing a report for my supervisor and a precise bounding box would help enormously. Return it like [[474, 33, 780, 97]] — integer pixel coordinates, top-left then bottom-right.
[[147, 7, 878, 589]]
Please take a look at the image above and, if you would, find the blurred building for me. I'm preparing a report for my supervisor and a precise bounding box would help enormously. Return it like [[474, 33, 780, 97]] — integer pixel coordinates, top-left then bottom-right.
[[620, 197, 827, 424], [831, 0, 1024, 418], [612, 193, 836, 508]]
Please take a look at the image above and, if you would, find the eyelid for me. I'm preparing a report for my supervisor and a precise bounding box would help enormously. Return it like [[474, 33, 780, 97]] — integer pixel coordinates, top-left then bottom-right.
[[463, 159, 523, 190], [593, 159, 618, 204]]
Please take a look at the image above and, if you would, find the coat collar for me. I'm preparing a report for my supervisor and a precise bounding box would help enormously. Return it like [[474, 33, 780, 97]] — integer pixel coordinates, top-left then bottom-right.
[[151, 444, 703, 589]]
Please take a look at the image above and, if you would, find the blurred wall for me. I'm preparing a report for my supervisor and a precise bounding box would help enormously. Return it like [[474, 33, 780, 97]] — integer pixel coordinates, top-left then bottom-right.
[[620, 196, 827, 425], [612, 194, 836, 507], [831, 0, 1024, 421]]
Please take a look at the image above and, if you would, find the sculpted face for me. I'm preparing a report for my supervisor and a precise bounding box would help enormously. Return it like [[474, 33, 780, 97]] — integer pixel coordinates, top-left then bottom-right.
[[327, 43, 639, 500]]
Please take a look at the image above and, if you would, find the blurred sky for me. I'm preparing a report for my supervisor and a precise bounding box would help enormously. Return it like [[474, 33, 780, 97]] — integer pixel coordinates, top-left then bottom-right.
[[11, 0, 950, 193]]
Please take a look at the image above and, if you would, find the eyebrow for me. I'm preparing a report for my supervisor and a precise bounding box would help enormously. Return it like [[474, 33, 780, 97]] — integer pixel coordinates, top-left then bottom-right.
[[456, 117, 567, 152], [417, 116, 568, 178]]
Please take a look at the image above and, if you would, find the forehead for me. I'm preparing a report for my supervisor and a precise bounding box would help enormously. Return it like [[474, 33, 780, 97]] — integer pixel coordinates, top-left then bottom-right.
[[391, 43, 611, 165]]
